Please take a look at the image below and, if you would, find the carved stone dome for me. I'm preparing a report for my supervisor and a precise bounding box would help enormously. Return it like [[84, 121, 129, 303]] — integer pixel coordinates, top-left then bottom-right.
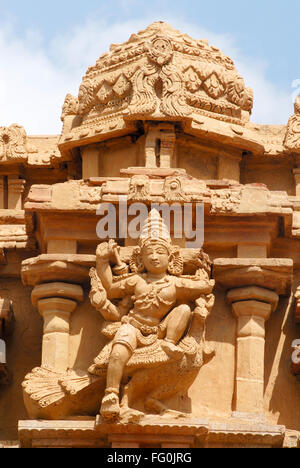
[[59, 22, 253, 151]]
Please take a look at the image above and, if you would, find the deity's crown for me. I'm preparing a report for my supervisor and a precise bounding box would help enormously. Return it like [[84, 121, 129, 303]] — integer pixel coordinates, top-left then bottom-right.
[[139, 209, 171, 250]]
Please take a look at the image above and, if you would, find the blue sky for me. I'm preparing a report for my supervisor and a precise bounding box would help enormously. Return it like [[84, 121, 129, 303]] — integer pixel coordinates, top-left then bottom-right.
[[0, 0, 299, 133]]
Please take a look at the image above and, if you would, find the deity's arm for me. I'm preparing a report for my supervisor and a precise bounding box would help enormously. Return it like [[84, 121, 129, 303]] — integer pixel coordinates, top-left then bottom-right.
[[96, 257, 114, 292], [96, 242, 124, 298], [96, 257, 137, 300], [175, 277, 215, 302]]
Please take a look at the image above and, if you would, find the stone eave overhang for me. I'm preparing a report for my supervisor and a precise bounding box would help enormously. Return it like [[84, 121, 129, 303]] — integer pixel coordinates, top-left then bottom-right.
[[24, 179, 293, 255], [57, 115, 291, 160]]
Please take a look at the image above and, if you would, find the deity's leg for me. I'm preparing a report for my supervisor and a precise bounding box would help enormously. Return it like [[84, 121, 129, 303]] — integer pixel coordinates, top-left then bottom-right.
[[101, 344, 132, 419], [161, 305, 191, 359], [165, 304, 191, 343], [106, 343, 132, 391], [101, 324, 137, 419]]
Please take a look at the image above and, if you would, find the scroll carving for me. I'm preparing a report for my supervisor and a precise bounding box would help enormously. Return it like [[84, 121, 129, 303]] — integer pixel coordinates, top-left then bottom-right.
[[0, 125, 29, 162], [61, 94, 79, 121], [71, 22, 252, 132], [284, 95, 300, 153]]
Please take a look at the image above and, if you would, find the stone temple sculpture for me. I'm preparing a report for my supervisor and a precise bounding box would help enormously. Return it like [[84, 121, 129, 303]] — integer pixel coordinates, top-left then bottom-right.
[[89, 209, 215, 420], [22, 209, 215, 423], [2, 21, 299, 448]]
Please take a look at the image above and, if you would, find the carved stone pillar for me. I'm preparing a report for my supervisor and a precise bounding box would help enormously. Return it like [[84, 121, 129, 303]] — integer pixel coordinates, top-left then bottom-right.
[[227, 287, 278, 416], [8, 178, 25, 210], [214, 258, 293, 420], [145, 124, 176, 168], [31, 282, 84, 372], [81, 146, 100, 179]]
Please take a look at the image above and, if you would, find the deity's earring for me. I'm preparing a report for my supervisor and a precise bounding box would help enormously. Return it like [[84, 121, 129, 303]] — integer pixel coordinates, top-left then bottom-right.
[[129, 247, 145, 273]]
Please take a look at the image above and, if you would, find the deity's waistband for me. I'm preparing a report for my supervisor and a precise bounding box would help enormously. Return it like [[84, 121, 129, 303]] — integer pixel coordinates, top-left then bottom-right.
[[122, 314, 159, 336]]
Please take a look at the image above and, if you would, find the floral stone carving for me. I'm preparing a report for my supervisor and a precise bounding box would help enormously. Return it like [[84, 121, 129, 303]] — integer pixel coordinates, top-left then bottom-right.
[[284, 94, 300, 153], [67, 21, 253, 141], [0, 124, 29, 163], [22, 210, 215, 422], [128, 175, 151, 202]]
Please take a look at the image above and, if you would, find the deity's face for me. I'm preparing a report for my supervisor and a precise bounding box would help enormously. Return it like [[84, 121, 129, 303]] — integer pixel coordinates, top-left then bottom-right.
[[141, 241, 169, 275]]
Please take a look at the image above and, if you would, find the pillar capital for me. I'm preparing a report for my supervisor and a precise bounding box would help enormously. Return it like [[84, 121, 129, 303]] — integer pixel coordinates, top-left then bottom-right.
[[31, 282, 84, 308], [227, 286, 279, 316], [37, 297, 77, 319], [22, 254, 94, 287], [213, 258, 293, 296], [232, 300, 272, 322]]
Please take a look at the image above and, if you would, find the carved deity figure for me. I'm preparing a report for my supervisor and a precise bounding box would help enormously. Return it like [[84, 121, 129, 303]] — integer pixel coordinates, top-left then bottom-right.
[[89, 209, 215, 420]]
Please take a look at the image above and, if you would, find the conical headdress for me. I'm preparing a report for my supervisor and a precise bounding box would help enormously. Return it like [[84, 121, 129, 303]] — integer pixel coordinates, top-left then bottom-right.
[[139, 209, 171, 250]]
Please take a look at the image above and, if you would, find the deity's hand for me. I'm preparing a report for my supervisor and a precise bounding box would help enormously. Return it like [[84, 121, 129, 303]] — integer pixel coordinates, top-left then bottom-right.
[[96, 240, 119, 263]]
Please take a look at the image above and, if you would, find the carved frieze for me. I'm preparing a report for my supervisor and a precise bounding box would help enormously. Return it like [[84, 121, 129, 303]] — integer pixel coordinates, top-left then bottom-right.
[[211, 189, 241, 214]]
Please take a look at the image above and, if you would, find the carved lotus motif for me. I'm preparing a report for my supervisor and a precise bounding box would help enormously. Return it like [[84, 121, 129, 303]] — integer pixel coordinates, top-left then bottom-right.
[[146, 37, 173, 66], [112, 73, 131, 98], [164, 177, 188, 202], [183, 66, 202, 93], [203, 72, 225, 99]]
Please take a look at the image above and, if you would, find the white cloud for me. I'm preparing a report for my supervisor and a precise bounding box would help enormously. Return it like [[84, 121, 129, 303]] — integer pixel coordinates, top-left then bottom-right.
[[0, 16, 294, 134]]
